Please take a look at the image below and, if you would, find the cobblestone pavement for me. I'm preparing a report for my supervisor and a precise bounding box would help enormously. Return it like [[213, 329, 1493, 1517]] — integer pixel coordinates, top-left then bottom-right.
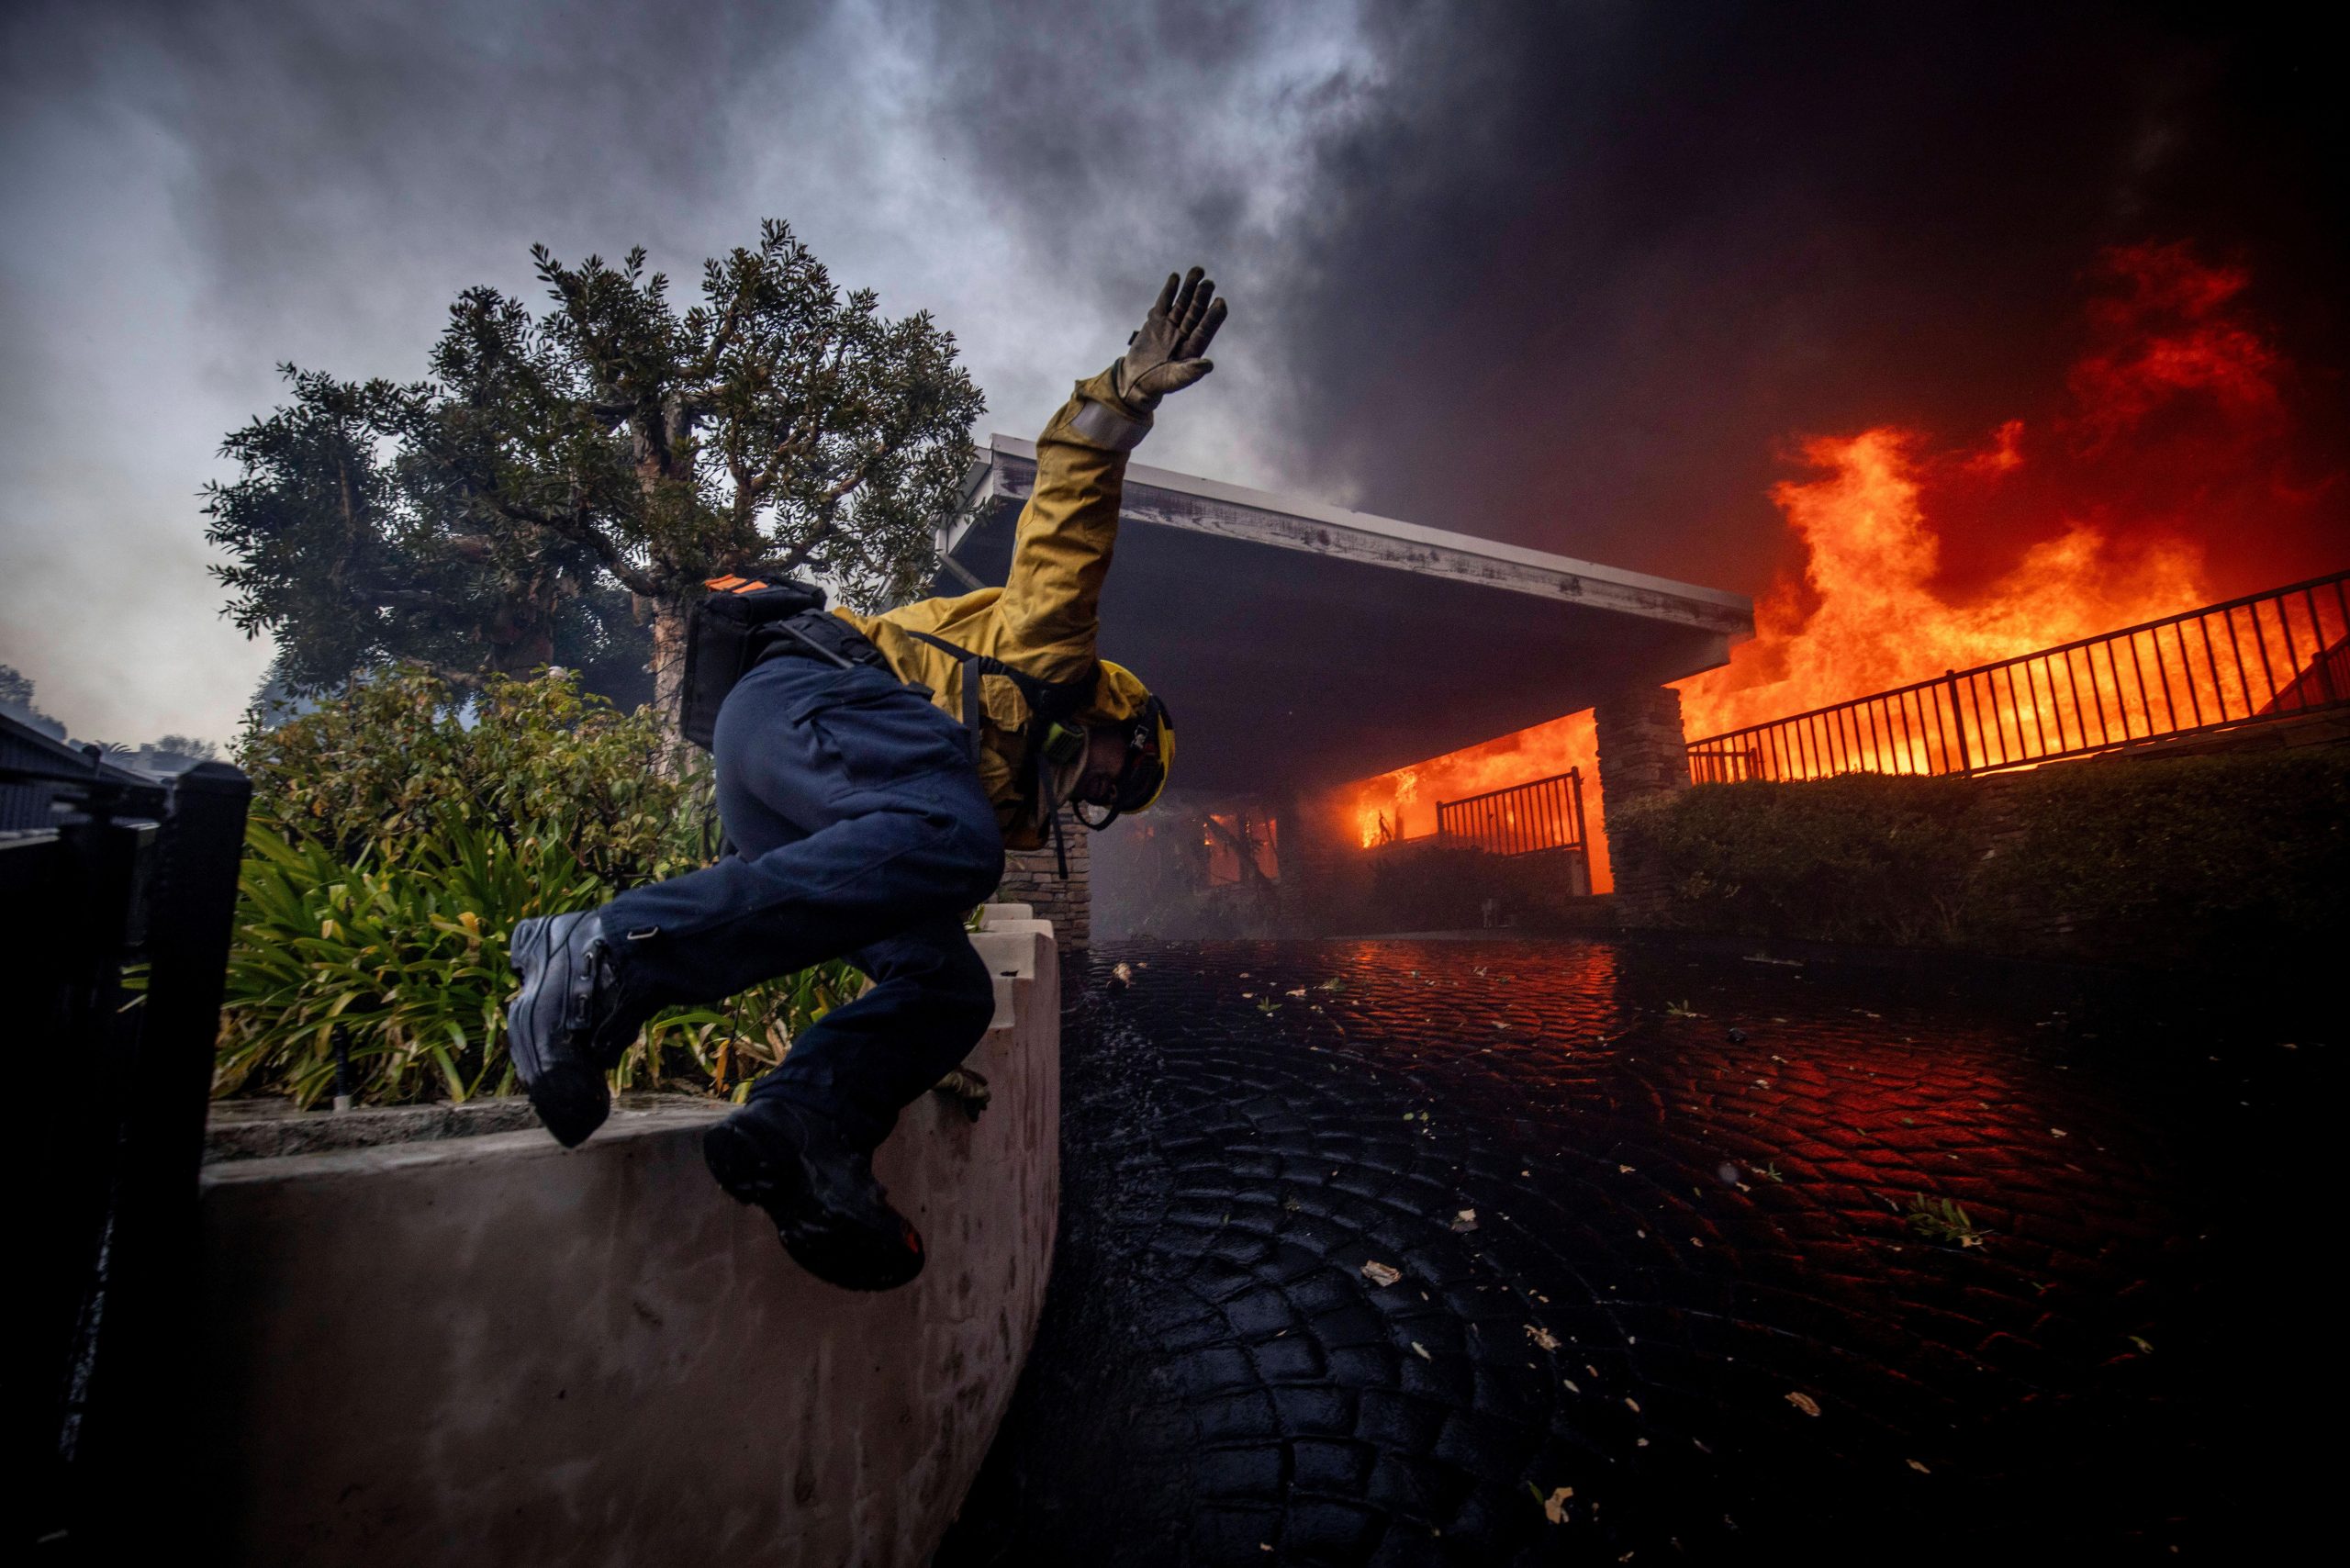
[[936, 937, 2333, 1566]]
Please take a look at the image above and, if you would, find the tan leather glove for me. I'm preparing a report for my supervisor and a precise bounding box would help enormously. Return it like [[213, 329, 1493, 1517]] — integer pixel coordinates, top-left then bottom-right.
[[1115, 267, 1228, 411]]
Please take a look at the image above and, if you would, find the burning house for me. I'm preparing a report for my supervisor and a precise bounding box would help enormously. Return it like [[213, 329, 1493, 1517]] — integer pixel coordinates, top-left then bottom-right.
[[930, 438, 1754, 939]]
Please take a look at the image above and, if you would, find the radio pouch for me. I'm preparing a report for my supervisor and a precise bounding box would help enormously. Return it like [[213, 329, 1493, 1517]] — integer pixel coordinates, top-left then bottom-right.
[[679, 575, 827, 751]]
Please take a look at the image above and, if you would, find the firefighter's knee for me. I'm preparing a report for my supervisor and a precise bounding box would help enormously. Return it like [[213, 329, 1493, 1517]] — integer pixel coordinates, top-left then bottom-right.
[[934, 807, 1006, 913], [936, 935, 998, 1041]]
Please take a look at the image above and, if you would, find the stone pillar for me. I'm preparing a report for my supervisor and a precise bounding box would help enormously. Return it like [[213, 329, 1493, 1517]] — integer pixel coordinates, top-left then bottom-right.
[[1275, 786, 1356, 936], [1593, 685, 1691, 924], [994, 808, 1090, 950], [1594, 685, 1692, 803]]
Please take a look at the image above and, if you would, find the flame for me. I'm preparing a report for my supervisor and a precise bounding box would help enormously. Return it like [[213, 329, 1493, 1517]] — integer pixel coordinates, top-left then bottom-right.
[[1338, 712, 1612, 892], [2066, 243, 2281, 449], [1674, 428, 2210, 745], [1670, 242, 2350, 756], [1333, 242, 2338, 878]]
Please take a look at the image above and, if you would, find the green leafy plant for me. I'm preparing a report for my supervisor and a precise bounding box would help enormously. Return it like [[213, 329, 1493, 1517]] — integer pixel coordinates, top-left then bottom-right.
[[239, 664, 711, 886], [217, 819, 599, 1104], [1610, 775, 1979, 946], [219, 666, 858, 1108]]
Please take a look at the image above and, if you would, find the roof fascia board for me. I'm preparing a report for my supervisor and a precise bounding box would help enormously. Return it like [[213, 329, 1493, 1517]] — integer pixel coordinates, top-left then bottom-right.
[[974, 434, 1751, 636]]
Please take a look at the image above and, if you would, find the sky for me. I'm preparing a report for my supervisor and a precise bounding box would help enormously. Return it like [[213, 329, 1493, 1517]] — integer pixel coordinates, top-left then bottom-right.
[[1, 0, 2339, 747]]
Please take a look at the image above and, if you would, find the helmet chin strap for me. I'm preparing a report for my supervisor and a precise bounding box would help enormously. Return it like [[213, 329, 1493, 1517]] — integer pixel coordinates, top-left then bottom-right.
[[1070, 798, 1122, 831]]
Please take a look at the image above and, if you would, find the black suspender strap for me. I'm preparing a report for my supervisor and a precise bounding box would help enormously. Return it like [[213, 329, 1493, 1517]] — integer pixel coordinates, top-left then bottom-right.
[[901, 629, 1098, 722], [902, 628, 1087, 877]]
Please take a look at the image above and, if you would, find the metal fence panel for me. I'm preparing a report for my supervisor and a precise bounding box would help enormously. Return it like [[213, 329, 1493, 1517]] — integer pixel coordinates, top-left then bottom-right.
[[1437, 768, 1589, 860], [1686, 569, 2350, 782]]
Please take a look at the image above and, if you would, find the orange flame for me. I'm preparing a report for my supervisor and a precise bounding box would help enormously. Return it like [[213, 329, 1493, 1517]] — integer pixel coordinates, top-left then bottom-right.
[[1337, 712, 1611, 892], [1334, 242, 2337, 877], [1674, 428, 2210, 744]]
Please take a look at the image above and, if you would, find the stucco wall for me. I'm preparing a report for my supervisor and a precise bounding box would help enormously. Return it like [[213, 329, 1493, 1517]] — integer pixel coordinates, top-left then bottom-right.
[[196, 911, 1058, 1568]]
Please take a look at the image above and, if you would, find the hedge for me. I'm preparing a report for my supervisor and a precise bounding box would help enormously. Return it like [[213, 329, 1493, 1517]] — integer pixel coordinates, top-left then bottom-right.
[[1607, 746, 2350, 969]]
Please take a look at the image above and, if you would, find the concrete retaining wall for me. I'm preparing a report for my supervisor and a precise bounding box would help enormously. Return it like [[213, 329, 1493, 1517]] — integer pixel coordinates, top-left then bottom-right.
[[196, 908, 1058, 1568]]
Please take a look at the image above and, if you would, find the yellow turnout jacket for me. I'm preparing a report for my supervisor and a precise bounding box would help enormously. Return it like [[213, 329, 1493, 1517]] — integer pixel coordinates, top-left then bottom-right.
[[835, 366, 1154, 850]]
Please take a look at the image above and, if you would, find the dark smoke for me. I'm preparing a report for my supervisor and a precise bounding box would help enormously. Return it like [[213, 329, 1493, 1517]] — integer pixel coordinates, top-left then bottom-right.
[[926, 0, 2346, 595], [2, 1, 2341, 741]]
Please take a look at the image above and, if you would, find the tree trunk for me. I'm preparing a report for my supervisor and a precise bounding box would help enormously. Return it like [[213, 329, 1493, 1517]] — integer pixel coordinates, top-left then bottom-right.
[[483, 562, 560, 680], [649, 593, 693, 762]]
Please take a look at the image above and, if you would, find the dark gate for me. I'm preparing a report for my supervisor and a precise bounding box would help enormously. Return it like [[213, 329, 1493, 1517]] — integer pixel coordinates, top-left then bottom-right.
[[7, 713, 250, 1561]]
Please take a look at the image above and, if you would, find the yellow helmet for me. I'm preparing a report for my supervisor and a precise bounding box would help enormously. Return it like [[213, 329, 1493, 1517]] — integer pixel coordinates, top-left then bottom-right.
[[1078, 659, 1174, 822]]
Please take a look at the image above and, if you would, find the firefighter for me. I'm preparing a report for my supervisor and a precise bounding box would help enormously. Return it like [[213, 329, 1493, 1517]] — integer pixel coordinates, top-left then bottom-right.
[[504, 268, 1225, 1291]]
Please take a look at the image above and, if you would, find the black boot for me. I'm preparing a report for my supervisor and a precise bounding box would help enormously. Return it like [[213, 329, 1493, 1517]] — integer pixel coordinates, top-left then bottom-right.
[[702, 1099, 926, 1292], [505, 911, 648, 1148]]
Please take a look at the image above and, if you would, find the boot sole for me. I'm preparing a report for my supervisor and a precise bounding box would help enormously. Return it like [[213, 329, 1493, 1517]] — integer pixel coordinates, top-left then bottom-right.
[[703, 1119, 924, 1293], [527, 1065, 611, 1149]]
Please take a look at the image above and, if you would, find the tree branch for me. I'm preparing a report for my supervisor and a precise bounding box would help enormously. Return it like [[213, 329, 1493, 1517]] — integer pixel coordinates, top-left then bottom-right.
[[767, 439, 889, 577], [491, 496, 661, 596]]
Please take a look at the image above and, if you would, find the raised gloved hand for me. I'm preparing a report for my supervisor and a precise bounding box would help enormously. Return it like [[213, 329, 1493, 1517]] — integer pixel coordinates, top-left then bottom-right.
[[1115, 267, 1228, 411]]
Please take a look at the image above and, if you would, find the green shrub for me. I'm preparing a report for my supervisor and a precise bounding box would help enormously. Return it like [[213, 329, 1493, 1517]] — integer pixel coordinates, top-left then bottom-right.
[[1976, 746, 2350, 968], [221, 666, 859, 1107], [1609, 746, 2350, 969], [1609, 774, 1982, 944], [241, 665, 711, 886]]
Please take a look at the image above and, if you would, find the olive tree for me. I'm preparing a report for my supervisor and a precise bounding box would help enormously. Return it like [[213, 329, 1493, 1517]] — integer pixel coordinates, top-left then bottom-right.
[[206, 219, 983, 733]]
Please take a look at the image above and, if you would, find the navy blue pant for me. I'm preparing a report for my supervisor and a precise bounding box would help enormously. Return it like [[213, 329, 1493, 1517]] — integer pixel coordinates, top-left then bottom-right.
[[601, 652, 1005, 1151]]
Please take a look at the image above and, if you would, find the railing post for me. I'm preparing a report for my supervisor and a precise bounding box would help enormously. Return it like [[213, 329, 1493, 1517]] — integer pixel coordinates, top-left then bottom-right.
[[1944, 669, 1973, 774]]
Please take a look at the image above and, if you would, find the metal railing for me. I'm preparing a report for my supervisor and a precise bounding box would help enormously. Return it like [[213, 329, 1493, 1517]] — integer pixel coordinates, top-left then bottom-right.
[[1686, 568, 2350, 783], [1437, 767, 1589, 858]]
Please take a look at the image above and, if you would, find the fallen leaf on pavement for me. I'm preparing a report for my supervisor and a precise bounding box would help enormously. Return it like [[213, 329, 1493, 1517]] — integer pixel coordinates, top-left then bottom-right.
[[1543, 1485, 1574, 1523], [1361, 1260, 1402, 1287], [1785, 1392, 1821, 1417], [1451, 1208, 1479, 1231], [1411, 1341, 1431, 1360], [1527, 1324, 1561, 1350]]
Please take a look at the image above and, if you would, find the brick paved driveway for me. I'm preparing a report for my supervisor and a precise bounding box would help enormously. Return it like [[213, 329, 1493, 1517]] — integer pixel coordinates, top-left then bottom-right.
[[937, 937, 2331, 1566]]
